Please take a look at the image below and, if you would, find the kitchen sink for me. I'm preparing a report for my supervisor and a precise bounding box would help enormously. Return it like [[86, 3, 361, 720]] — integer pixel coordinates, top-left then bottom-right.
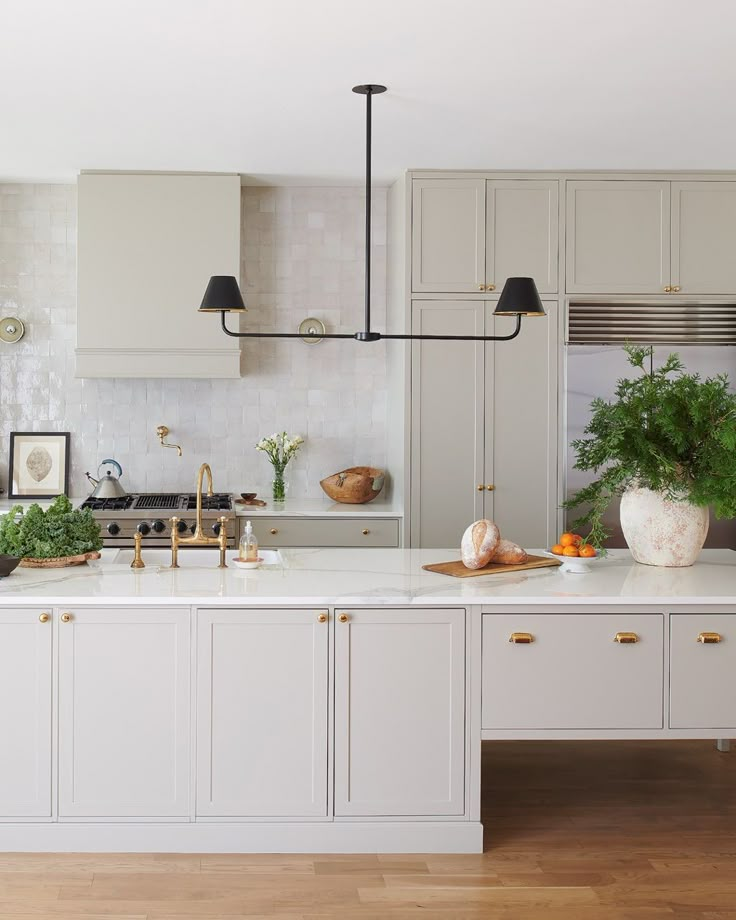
[[110, 548, 283, 568]]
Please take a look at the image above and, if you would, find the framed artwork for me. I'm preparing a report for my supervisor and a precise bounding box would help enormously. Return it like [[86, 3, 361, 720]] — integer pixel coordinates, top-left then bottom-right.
[[8, 432, 71, 499]]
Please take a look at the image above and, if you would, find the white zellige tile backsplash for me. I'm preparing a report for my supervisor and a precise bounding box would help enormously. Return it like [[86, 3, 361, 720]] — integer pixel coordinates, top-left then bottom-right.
[[0, 184, 387, 498]]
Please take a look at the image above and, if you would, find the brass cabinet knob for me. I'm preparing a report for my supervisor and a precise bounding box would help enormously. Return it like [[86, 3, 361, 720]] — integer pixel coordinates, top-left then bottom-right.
[[339, 613, 349, 623], [362, 529, 370, 535], [270, 528, 278, 535], [486, 484, 495, 491], [477, 484, 484, 491], [487, 283, 496, 291], [60, 613, 73, 623], [664, 286, 672, 292], [614, 631, 639, 643], [509, 632, 534, 644], [478, 284, 485, 291], [38, 613, 50, 623], [318, 613, 328, 623], [697, 632, 722, 644], [672, 285, 681, 293]]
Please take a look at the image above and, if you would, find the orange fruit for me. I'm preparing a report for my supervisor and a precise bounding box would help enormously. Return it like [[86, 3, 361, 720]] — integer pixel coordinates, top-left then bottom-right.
[[559, 532, 583, 547], [579, 544, 597, 558], [551, 543, 564, 555], [562, 545, 580, 557]]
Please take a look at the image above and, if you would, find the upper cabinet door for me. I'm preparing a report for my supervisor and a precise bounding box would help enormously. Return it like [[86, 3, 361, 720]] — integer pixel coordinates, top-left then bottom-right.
[[0, 610, 52, 819], [486, 180, 559, 294], [566, 181, 671, 294], [412, 179, 486, 292], [671, 182, 736, 294]]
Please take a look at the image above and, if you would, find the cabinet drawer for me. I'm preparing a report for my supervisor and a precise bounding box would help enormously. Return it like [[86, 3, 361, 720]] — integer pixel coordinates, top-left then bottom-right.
[[482, 614, 664, 730], [670, 614, 736, 729], [248, 517, 400, 548]]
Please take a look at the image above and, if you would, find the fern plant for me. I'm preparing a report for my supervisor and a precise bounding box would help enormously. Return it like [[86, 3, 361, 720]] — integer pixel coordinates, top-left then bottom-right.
[[564, 345, 736, 548]]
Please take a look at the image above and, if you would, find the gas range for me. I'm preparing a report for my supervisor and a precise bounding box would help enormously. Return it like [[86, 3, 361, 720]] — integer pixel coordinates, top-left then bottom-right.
[[80, 493, 236, 546]]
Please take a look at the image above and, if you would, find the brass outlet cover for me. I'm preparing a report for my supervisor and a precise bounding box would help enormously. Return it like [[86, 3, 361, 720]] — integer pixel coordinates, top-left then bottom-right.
[[298, 317, 325, 344]]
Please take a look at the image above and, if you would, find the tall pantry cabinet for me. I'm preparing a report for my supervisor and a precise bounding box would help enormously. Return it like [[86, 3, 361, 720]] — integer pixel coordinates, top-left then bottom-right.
[[389, 175, 561, 549]]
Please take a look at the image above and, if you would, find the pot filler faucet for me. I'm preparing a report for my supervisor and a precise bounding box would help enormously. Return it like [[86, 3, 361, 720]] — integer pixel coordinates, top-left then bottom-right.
[[169, 463, 228, 568]]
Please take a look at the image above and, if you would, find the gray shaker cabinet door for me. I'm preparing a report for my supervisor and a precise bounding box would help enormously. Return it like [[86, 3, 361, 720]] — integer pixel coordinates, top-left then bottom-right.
[[411, 301, 485, 548], [412, 179, 486, 293], [566, 180, 671, 294]]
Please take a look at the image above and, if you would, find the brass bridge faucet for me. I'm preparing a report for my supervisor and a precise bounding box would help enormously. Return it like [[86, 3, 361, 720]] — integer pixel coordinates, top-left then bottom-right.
[[169, 463, 228, 568]]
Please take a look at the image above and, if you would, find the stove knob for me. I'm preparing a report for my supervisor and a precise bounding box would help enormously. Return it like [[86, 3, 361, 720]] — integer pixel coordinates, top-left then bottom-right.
[[137, 522, 151, 536], [176, 520, 188, 534], [212, 522, 222, 536], [151, 519, 166, 534], [189, 523, 197, 534], [107, 522, 120, 536]]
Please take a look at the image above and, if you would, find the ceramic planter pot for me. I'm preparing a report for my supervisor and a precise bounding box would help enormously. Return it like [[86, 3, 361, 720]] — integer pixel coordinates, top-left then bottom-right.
[[620, 486, 709, 567]]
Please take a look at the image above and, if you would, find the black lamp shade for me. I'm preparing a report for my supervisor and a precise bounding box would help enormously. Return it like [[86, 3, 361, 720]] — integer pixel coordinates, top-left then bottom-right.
[[199, 275, 247, 313], [493, 277, 546, 316]]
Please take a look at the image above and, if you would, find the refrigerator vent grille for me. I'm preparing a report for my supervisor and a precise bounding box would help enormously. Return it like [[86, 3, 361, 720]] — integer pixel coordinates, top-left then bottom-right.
[[568, 302, 736, 345]]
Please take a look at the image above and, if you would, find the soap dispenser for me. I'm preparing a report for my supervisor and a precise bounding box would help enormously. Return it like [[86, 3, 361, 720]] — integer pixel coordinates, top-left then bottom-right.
[[239, 520, 259, 562]]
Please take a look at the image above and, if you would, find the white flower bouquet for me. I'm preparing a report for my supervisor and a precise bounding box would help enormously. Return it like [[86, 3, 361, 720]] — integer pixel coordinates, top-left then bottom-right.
[[255, 431, 304, 501]]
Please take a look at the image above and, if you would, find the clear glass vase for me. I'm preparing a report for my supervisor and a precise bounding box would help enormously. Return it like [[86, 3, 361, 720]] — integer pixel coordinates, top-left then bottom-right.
[[272, 471, 287, 503]]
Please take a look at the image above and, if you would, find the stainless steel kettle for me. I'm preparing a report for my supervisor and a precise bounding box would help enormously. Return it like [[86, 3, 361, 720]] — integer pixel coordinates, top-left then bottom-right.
[[85, 459, 127, 499]]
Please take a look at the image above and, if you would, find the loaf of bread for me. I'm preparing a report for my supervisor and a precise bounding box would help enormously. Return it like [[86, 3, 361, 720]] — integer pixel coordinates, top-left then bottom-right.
[[491, 539, 528, 565], [461, 519, 501, 569]]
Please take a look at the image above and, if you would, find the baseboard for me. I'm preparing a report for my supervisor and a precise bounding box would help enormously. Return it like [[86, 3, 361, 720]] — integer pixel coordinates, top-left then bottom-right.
[[0, 821, 484, 854]]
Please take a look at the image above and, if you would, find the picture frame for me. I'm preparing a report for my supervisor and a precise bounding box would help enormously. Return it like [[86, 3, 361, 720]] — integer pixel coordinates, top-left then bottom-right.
[[7, 431, 71, 499]]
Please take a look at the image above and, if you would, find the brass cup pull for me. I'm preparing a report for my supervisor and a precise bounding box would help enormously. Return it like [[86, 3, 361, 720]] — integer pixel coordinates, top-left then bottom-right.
[[60, 613, 73, 623], [318, 613, 328, 623], [614, 632, 639, 643], [487, 283, 496, 291], [362, 529, 370, 535], [270, 528, 278, 535], [509, 632, 534, 644], [697, 632, 722, 644], [486, 484, 495, 491], [339, 613, 349, 623], [38, 613, 50, 623]]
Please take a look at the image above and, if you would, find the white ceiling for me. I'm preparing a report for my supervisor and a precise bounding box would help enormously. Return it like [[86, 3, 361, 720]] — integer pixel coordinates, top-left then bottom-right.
[[3, 0, 736, 184]]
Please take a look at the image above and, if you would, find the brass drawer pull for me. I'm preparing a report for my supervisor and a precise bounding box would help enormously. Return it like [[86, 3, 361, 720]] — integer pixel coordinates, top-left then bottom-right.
[[38, 613, 50, 623], [270, 528, 278, 535], [318, 613, 328, 623], [339, 613, 349, 623], [60, 613, 73, 623], [614, 632, 639, 644], [697, 632, 722, 644], [509, 632, 534, 644], [362, 529, 370, 535]]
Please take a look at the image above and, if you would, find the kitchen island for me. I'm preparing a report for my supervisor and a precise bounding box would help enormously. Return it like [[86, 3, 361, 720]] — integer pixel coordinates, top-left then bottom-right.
[[0, 547, 734, 854]]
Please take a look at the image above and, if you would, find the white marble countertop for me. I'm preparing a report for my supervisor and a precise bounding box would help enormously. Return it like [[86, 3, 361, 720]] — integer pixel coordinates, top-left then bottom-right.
[[232, 497, 403, 517], [1, 548, 735, 607]]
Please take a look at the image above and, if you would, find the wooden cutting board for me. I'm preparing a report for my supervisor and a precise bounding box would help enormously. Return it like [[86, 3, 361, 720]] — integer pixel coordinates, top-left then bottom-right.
[[422, 554, 561, 578]]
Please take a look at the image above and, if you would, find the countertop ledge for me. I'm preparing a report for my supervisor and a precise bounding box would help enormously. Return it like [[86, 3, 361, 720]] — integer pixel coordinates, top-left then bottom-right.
[[1, 548, 735, 607]]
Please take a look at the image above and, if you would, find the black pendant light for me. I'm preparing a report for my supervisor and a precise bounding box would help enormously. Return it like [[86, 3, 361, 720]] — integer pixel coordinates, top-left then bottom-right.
[[199, 85, 546, 343]]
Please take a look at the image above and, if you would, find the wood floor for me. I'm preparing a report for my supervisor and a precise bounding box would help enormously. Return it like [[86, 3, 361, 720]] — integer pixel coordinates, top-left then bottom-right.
[[2, 740, 736, 919]]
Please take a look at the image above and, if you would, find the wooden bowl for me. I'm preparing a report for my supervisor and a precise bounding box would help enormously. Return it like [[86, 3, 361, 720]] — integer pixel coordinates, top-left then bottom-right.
[[320, 467, 385, 504]]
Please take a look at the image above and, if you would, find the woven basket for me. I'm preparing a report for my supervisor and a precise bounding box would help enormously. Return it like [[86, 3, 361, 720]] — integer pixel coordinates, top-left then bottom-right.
[[20, 551, 102, 569]]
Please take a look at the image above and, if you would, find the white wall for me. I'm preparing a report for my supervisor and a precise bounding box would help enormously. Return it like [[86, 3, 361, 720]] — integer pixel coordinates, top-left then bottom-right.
[[0, 184, 387, 498]]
